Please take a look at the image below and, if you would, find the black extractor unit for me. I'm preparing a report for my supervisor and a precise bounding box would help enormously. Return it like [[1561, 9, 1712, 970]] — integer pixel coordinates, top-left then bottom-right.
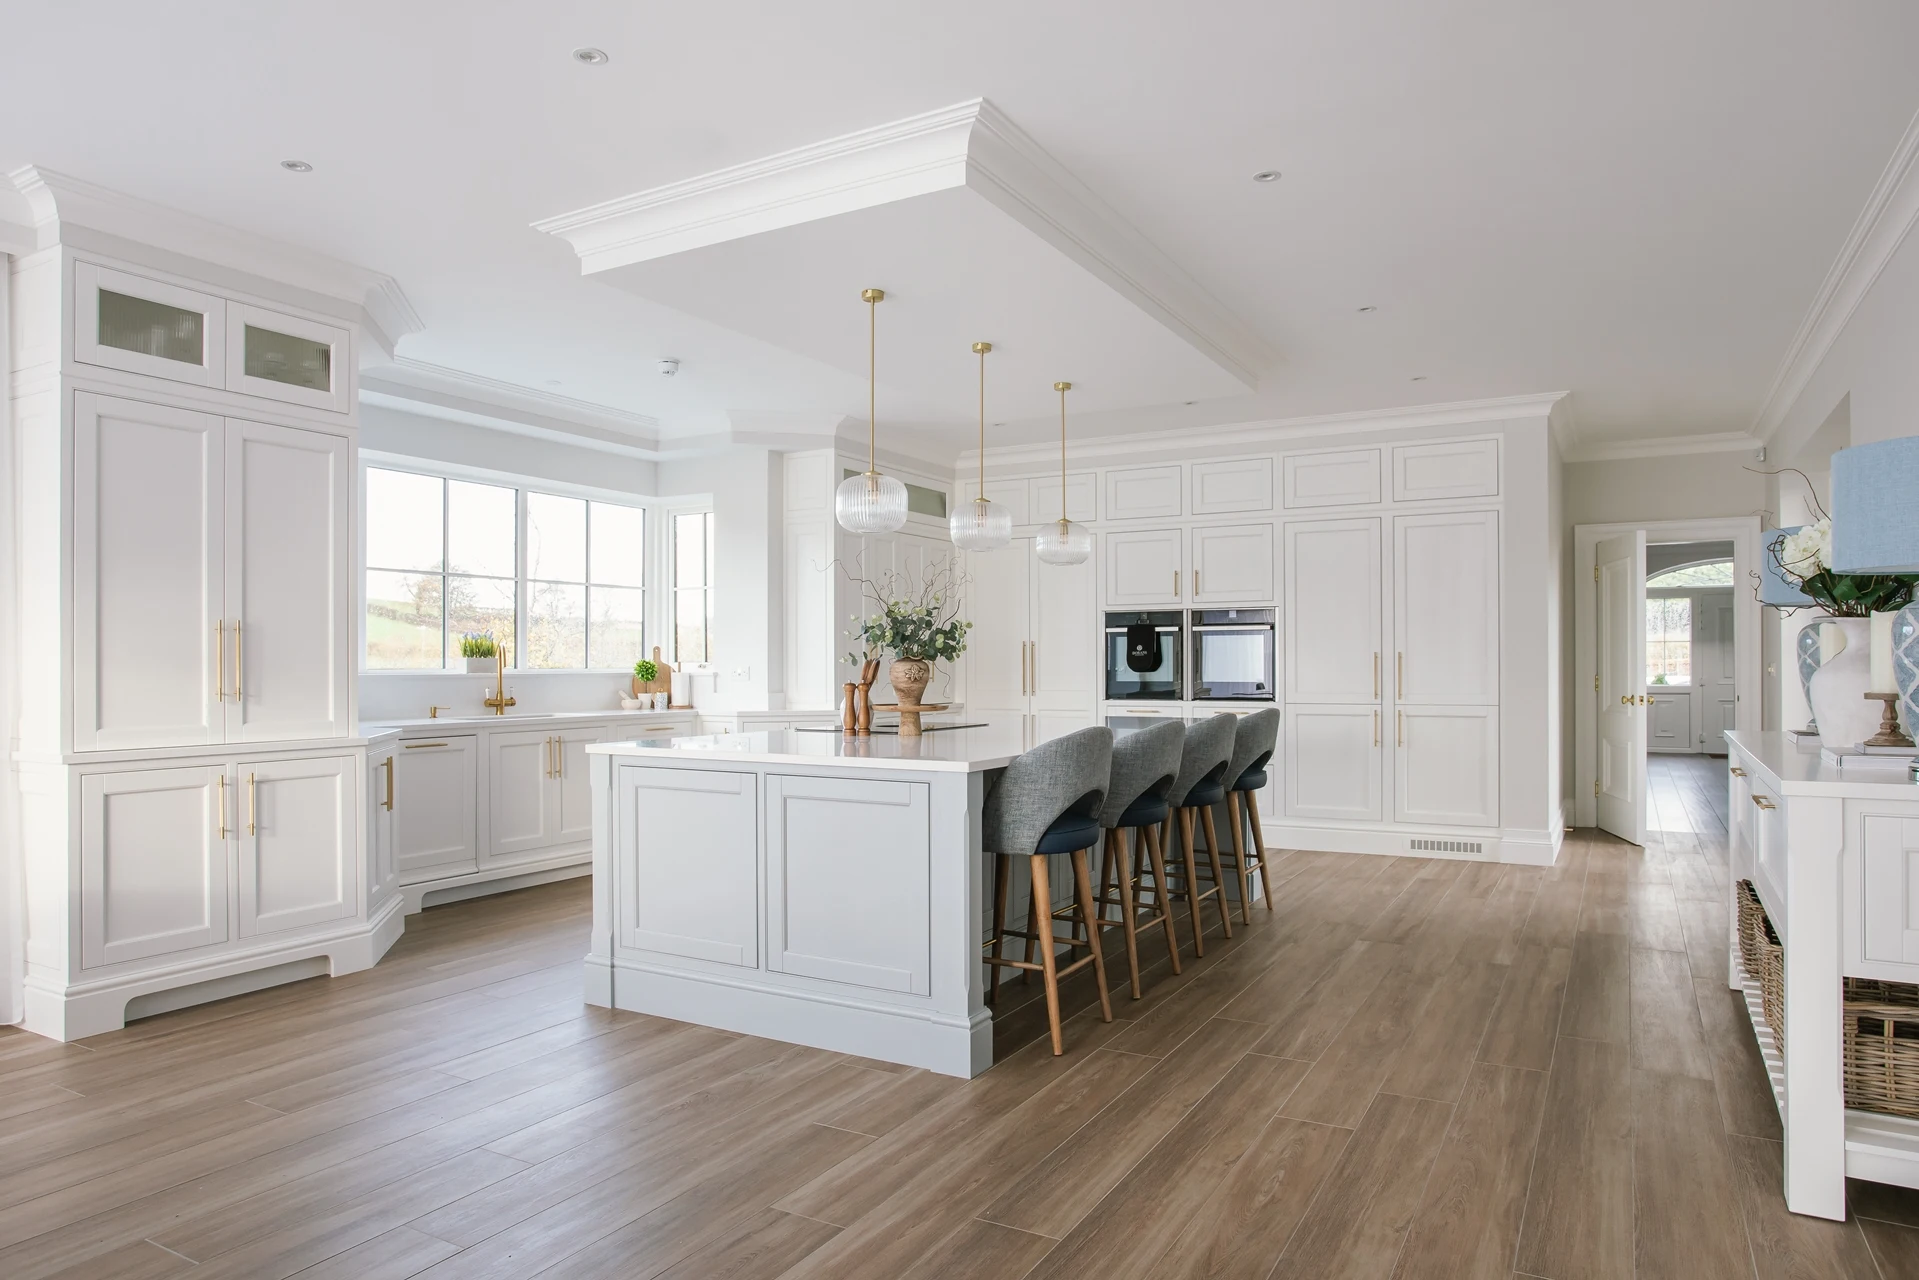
[[1104, 611, 1183, 701]]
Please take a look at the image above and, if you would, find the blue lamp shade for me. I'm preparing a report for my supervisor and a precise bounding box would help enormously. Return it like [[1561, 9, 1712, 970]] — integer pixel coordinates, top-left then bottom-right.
[[1761, 526, 1816, 605], [1831, 436, 1919, 573]]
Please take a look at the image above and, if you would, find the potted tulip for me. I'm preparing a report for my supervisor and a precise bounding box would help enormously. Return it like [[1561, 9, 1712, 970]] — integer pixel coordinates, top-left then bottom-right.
[[460, 633, 497, 675]]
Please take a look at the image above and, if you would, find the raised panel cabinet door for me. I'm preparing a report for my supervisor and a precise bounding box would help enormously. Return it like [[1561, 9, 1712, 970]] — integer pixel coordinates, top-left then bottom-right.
[[224, 420, 352, 743], [767, 773, 931, 993], [966, 538, 1032, 716], [1391, 438, 1500, 502], [73, 394, 226, 752], [1104, 465, 1184, 521], [1647, 692, 1693, 751], [556, 728, 603, 845], [488, 729, 561, 863], [223, 302, 352, 413], [393, 737, 478, 880], [1105, 527, 1184, 607], [1191, 523, 1276, 603], [1394, 706, 1499, 827], [1284, 706, 1382, 822], [1285, 518, 1383, 703], [1393, 510, 1499, 706], [961, 479, 1028, 527], [617, 765, 759, 967], [1032, 550, 1098, 720], [1861, 816, 1919, 966], [236, 754, 357, 937], [1191, 458, 1275, 515], [73, 261, 226, 388], [80, 765, 229, 968], [1282, 449, 1381, 509], [1027, 472, 1098, 524]]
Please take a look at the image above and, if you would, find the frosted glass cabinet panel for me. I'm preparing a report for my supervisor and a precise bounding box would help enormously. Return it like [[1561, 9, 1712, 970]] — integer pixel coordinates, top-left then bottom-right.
[[225, 303, 351, 412], [74, 262, 226, 388]]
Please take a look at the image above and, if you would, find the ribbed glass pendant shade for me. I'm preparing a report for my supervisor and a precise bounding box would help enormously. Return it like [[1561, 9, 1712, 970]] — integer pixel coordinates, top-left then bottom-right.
[[950, 497, 1012, 552], [835, 470, 908, 534], [1036, 517, 1092, 566]]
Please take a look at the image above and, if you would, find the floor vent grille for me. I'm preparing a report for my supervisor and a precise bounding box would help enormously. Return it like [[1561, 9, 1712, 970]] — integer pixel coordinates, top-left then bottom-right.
[[1409, 838, 1484, 855]]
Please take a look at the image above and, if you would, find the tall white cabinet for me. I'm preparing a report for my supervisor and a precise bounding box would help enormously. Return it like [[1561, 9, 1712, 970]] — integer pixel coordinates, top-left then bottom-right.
[[964, 537, 1098, 740], [10, 220, 397, 1041]]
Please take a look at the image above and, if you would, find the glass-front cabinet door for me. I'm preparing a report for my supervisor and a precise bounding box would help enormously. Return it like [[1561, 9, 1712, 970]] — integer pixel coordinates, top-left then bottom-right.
[[74, 262, 227, 387], [225, 302, 351, 412]]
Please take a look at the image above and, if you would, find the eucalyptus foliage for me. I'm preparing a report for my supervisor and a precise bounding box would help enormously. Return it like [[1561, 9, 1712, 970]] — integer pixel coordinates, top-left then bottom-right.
[[842, 557, 972, 664]]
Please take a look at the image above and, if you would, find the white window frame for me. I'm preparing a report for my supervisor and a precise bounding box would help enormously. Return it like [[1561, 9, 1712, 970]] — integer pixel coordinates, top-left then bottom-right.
[[663, 499, 717, 669]]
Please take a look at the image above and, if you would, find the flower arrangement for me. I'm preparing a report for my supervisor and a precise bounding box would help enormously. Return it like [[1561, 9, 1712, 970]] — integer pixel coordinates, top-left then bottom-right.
[[842, 559, 972, 665], [459, 632, 497, 659], [633, 658, 659, 684], [1769, 517, 1917, 617]]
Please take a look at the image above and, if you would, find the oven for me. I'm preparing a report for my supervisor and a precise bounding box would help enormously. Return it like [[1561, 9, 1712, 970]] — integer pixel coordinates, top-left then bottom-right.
[[1190, 608, 1275, 701], [1104, 611, 1184, 701]]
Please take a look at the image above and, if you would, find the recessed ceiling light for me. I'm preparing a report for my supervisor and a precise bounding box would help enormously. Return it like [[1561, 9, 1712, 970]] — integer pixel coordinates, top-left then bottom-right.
[[1251, 170, 1281, 183], [1410, 375, 1428, 382], [1357, 305, 1377, 313], [573, 47, 609, 65], [279, 160, 312, 173]]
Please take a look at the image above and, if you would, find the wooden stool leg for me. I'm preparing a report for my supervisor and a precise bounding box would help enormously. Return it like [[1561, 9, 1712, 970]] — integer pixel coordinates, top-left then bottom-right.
[[1021, 856, 1041, 985], [1178, 807, 1207, 956], [1248, 791, 1275, 910], [1114, 829, 1143, 999], [1072, 847, 1113, 1024], [989, 853, 1009, 1006], [1099, 833, 1117, 924], [1201, 805, 1234, 938], [1226, 793, 1252, 926], [1030, 854, 1064, 1055], [1144, 822, 1182, 975]]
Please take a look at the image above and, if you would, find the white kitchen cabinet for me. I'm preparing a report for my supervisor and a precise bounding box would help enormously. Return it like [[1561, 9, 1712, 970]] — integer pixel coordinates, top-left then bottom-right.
[[368, 743, 397, 911], [1027, 472, 1098, 525], [961, 479, 1028, 527], [489, 728, 559, 863], [1861, 816, 1919, 966], [1191, 523, 1275, 603], [237, 754, 357, 937], [74, 261, 226, 388], [1105, 465, 1184, 521], [224, 419, 352, 743], [79, 765, 230, 968], [557, 729, 601, 844], [1392, 510, 1499, 706], [964, 540, 1032, 720], [616, 764, 760, 967], [1394, 706, 1499, 827], [394, 737, 479, 881], [965, 537, 1098, 735], [1283, 449, 1381, 509], [224, 301, 351, 414], [1285, 518, 1383, 703], [1391, 438, 1499, 502], [1285, 706, 1382, 822], [1191, 458, 1275, 516], [1105, 527, 1185, 607]]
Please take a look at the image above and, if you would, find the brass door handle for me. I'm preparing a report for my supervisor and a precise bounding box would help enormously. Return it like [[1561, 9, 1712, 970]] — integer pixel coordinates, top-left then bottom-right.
[[1373, 709, 1379, 746], [1193, 569, 1200, 597], [1172, 570, 1179, 599], [246, 772, 256, 836], [215, 621, 226, 702], [234, 621, 243, 702], [405, 741, 448, 749], [556, 739, 564, 780], [1730, 766, 1746, 777], [1397, 710, 1404, 747], [1752, 795, 1776, 810], [383, 756, 394, 811], [216, 773, 228, 840], [544, 737, 552, 778], [1397, 652, 1403, 698], [1373, 653, 1380, 700]]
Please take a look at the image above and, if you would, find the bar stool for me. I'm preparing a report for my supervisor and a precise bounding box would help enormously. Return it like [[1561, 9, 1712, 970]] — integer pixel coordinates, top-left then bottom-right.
[[1161, 715, 1237, 956], [983, 727, 1115, 1055], [1221, 708, 1280, 922], [1091, 720, 1186, 998]]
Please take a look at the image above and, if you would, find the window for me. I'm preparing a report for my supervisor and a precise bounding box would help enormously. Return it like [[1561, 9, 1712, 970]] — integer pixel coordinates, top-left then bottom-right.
[[1646, 596, 1692, 686], [1648, 560, 1734, 589], [842, 469, 948, 519], [674, 510, 715, 664], [364, 466, 648, 670]]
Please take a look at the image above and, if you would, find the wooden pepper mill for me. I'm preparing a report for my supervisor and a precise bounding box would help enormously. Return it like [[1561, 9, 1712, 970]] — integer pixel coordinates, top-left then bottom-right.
[[842, 682, 859, 733]]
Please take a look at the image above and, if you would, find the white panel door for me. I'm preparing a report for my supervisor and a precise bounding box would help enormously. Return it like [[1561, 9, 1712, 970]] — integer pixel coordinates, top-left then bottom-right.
[[1105, 528, 1184, 607], [1283, 449, 1381, 509], [1395, 706, 1499, 827], [1027, 473, 1097, 524], [79, 765, 229, 968], [1861, 816, 1919, 965], [1192, 523, 1275, 603], [556, 727, 603, 845], [966, 539, 1031, 718], [767, 773, 931, 994], [1191, 458, 1275, 515], [1285, 518, 1383, 703], [1285, 706, 1382, 822], [489, 729, 560, 862], [618, 765, 759, 967], [1394, 510, 1499, 706], [1701, 591, 1737, 753], [394, 737, 478, 880], [237, 754, 356, 937], [1648, 692, 1694, 752], [224, 420, 351, 743], [73, 262, 226, 388], [1032, 551, 1098, 723], [1391, 439, 1500, 501], [1105, 466, 1184, 521], [72, 394, 224, 752], [1596, 531, 1648, 845]]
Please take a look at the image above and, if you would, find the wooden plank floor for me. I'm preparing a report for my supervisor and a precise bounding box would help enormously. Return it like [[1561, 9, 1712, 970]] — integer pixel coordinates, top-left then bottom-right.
[[3, 764, 1917, 1279]]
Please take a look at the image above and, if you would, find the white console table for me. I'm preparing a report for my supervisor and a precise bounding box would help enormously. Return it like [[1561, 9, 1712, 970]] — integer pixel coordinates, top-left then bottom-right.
[[1725, 731, 1919, 1218]]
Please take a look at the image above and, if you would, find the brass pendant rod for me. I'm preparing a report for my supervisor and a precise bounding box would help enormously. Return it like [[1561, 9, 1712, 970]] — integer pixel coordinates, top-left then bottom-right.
[[1054, 381, 1073, 530], [973, 341, 992, 501]]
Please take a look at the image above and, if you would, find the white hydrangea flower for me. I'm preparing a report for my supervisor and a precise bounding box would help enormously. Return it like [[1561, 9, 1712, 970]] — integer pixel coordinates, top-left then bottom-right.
[[1778, 517, 1831, 579]]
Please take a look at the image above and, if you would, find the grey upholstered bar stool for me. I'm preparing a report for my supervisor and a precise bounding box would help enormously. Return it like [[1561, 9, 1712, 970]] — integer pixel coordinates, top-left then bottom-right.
[[1220, 708, 1281, 922], [982, 726, 1116, 1055], [1091, 720, 1186, 998], [1160, 715, 1237, 956]]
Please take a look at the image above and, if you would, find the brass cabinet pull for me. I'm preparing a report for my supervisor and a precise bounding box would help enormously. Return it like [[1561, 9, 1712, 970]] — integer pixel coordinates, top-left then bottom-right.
[[405, 741, 448, 749], [1397, 710, 1404, 747], [246, 772, 256, 836], [383, 756, 395, 811], [1373, 709, 1380, 746], [1194, 569, 1200, 597], [1752, 794, 1776, 810], [1397, 651, 1404, 698], [234, 621, 243, 702], [1172, 569, 1179, 599], [215, 621, 226, 702], [556, 738, 564, 780], [1730, 766, 1746, 777], [216, 773, 228, 840], [1373, 653, 1380, 700]]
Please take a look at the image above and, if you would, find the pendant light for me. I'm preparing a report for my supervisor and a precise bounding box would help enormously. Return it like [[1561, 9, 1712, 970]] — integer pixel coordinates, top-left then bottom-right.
[[949, 341, 1013, 552], [1035, 381, 1092, 565], [835, 288, 910, 534]]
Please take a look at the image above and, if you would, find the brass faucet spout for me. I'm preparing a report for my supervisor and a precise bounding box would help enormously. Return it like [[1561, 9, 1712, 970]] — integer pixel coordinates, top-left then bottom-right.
[[484, 645, 516, 715]]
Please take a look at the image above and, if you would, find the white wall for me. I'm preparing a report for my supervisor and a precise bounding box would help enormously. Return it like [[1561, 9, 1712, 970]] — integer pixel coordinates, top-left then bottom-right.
[[1, 254, 19, 1024], [1501, 421, 1560, 845], [658, 450, 783, 713]]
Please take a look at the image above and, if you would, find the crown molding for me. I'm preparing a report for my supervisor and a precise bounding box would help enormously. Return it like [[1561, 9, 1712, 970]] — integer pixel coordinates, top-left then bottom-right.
[[1749, 106, 1919, 443], [1561, 429, 1761, 465], [533, 98, 1270, 391], [0, 216, 32, 256], [361, 356, 663, 455], [7, 165, 423, 357], [957, 391, 1567, 471]]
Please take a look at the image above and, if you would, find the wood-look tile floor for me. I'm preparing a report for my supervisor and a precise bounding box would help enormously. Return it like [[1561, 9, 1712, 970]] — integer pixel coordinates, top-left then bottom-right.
[[3, 758, 1916, 1279]]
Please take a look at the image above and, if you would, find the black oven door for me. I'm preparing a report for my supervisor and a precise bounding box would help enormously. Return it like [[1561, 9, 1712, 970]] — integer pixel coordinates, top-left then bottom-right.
[[1192, 626, 1275, 700], [1105, 627, 1182, 700]]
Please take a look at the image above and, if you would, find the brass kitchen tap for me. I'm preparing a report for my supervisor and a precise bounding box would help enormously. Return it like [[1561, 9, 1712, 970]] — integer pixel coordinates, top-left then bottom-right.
[[484, 644, 516, 714]]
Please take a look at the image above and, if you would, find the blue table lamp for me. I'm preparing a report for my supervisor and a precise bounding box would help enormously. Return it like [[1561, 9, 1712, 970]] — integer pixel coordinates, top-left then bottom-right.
[[1830, 436, 1919, 747]]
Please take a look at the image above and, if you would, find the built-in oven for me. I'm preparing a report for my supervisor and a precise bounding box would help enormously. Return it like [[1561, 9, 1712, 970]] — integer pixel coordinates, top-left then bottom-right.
[[1104, 611, 1184, 701], [1191, 608, 1276, 701]]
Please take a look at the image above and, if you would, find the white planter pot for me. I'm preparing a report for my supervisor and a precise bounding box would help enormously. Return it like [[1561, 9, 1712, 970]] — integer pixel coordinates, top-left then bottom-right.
[[466, 656, 495, 674], [1806, 616, 1881, 751]]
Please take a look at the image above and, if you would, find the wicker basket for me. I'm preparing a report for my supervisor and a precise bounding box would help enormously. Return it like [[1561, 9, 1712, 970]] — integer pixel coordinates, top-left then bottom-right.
[[1843, 981, 1919, 1119], [1734, 880, 1764, 983], [1735, 880, 1786, 1039]]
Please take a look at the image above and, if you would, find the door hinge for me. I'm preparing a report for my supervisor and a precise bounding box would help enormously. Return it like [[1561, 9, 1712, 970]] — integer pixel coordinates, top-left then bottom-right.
[[1594, 674, 1599, 692], [1593, 564, 1599, 583], [1594, 779, 1600, 797]]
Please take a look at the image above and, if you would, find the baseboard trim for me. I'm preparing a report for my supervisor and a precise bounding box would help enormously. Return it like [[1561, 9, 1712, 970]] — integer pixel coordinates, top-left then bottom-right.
[[1266, 822, 1560, 867], [402, 856, 592, 915]]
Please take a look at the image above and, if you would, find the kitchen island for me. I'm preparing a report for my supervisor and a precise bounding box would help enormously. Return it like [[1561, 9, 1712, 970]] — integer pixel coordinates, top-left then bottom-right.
[[584, 724, 1041, 1076]]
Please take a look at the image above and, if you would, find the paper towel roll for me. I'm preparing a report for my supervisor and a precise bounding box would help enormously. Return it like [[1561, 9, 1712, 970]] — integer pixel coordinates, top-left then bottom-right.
[[671, 670, 692, 706]]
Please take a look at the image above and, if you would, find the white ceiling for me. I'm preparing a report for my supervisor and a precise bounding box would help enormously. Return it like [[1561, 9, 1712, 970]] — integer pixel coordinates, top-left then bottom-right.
[[4, 2, 1917, 461]]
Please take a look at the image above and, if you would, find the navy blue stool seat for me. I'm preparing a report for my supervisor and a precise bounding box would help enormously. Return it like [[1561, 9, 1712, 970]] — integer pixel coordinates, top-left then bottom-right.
[[1231, 767, 1268, 792], [1115, 794, 1169, 830], [1035, 812, 1101, 855], [1183, 779, 1226, 809]]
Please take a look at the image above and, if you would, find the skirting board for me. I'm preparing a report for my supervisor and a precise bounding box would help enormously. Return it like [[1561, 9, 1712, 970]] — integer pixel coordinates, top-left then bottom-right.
[[584, 955, 993, 1078], [1265, 822, 1561, 867], [20, 896, 406, 1042], [402, 856, 592, 915]]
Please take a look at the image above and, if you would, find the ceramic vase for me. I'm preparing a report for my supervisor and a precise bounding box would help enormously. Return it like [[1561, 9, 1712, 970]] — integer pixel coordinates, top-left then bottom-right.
[[1806, 616, 1881, 751], [1794, 616, 1826, 733], [1894, 603, 1919, 745], [889, 658, 933, 708]]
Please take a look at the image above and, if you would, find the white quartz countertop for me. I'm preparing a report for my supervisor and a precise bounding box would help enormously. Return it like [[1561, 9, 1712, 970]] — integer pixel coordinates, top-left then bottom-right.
[[365, 708, 695, 732], [1726, 731, 1919, 798], [588, 722, 1038, 773]]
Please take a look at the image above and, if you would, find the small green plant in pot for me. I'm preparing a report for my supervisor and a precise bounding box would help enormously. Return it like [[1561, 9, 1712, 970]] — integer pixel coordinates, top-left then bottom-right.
[[633, 658, 658, 698], [460, 633, 497, 674]]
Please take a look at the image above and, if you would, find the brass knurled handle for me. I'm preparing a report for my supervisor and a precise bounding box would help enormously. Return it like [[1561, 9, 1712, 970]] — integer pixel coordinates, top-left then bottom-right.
[[216, 773, 227, 839], [215, 621, 226, 702], [383, 756, 394, 811], [247, 772, 256, 836], [1730, 766, 1746, 777], [1397, 710, 1404, 747], [1752, 794, 1776, 810], [1373, 653, 1380, 699], [1373, 708, 1379, 746], [234, 621, 243, 702]]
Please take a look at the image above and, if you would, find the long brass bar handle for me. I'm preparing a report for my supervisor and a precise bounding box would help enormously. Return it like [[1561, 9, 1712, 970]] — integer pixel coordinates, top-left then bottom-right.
[[556, 739, 564, 780], [216, 774, 228, 840], [1397, 651, 1403, 698], [1373, 709, 1379, 747], [247, 772, 256, 837], [1172, 570, 1179, 599], [1397, 710, 1404, 747], [383, 756, 394, 811], [404, 741, 449, 749], [1193, 569, 1199, 597], [543, 737, 551, 778], [234, 621, 243, 703], [215, 621, 226, 702], [1373, 653, 1380, 700], [1729, 766, 1746, 777], [1752, 795, 1776, 810]]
